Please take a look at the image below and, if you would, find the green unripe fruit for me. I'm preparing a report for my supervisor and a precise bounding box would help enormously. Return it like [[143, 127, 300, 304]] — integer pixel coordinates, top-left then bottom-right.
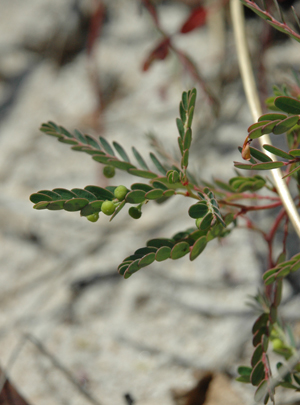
[[101, 200, 116, 216], [128, 206, 142, 219], [114, 185, 128, 201], [86, 213, 99, 222], [103, 165, 115, 178], [272, 339, 284, 350], [195, 218, 202, 229]]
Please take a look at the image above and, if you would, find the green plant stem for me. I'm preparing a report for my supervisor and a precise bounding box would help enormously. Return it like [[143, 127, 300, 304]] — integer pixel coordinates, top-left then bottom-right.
[[230, 0, 300, 240]]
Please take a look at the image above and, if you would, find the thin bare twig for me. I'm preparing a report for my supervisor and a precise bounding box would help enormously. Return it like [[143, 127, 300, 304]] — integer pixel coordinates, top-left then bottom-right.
[[24, 333, 103, 405]]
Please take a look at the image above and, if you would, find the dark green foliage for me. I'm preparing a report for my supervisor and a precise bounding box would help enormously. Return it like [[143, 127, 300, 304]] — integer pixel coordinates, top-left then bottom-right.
[[33, 86, 300, 404]]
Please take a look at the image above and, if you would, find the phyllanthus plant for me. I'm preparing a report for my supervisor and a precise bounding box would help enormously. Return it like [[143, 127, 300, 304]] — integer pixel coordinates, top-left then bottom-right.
[[31, 84, 300, 402], [29, 0, 300, 402]]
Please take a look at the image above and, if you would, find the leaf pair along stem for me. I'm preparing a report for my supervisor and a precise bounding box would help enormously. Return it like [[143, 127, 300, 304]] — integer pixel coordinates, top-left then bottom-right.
[[230, 0, 300, 240]]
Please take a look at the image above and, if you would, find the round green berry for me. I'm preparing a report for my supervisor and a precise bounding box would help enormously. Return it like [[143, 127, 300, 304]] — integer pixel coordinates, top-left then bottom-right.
[[101, 200, 116, 216], [103, 165, 115, 178], [86, 213, 99, 222], [114, 185, 128, 201], [272, 338, 284, 350], [195, 218, 202, 229], [128, 207, 142, 219]]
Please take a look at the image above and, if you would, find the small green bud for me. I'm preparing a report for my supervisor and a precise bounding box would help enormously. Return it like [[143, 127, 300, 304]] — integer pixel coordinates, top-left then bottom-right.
[[167, 170, 179, 184], [86, 213, 99, 222], [101, 200, 116, 216], [103, 166, 115, 178], [128, 206, 142, 219], [114, 185, 128, 201]]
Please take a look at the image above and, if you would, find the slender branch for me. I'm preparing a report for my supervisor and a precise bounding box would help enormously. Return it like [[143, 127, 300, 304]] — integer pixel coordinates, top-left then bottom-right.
[[230, 0, 300, 239]]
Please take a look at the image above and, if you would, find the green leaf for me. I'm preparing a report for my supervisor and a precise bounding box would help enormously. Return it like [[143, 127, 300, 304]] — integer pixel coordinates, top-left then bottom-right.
[[265, 274, 276, 286], [187, 106, 194, 128], [107, 159, 136, 170], [118, 263, 130, 276], [188, 202, 209, 219], [92, 155, 112, 164], [248, 127, 264, 139], [254, 380, 268, 402], [290, 258, 300, 272], [181, 149, 189, 168], [53, 188, 77, 199], [190, 236, 207, 261], [258, 113, 287, 122], [176, 118, 184, 139], [233, 162, 253, 170], [80, 201, 103, 216], [132, 147, 149, 170], [163, 189, 175, 197], [38, 190, 62, 200], [64, 198, 89, 211], [147, 238, 175, 248], [237, 366, 252, 376], [249, 147, 272, 162], [113, 141, 130, 162], [152, 180, 168, 190], [30, 193, 52, 204], [109, 200, 126, 221], [85, 186, 114, 200], [170, 242, 190, 259], [59, 126, 73, 138], [189, 89, 196, 108], [261, 120, 281, 134], [276, 265, 291, 278], [274, 96, 300, 114], [58, 138, 78, 145], [251, 361, 265, 386], [252, 161, 284, 170], [180, 101, 186, 123], [71, 188, 97, 201], [149, 153, 167, 175], [138, 252, 156, 268], [178, 137, 183, 155], [125, 190, 146, 203], [273, 115, 299, 134], [73, 129, 87, 144], [155, 246, 171, 261], [289, 149, 300, 157], [252, 313, 269, 333], [236, 375, 251, 383], [199, 212, 213, 230], [183, 128, 192, 150], [33, 202, 50, 210], [248, 120, 271, 132], [128, 168, 158, 179], [263, 144, 294, 160], [135, 247, 157, 255], [145, 189, 164, 200], [182, 91, 188, 110], [85, 135, 101, 149], [99, 137, 115, 156], [47, 200, 65, 210], [124, 259, 140, 278], [131, 183, 154, 192], [251, 344, 263, 367]]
